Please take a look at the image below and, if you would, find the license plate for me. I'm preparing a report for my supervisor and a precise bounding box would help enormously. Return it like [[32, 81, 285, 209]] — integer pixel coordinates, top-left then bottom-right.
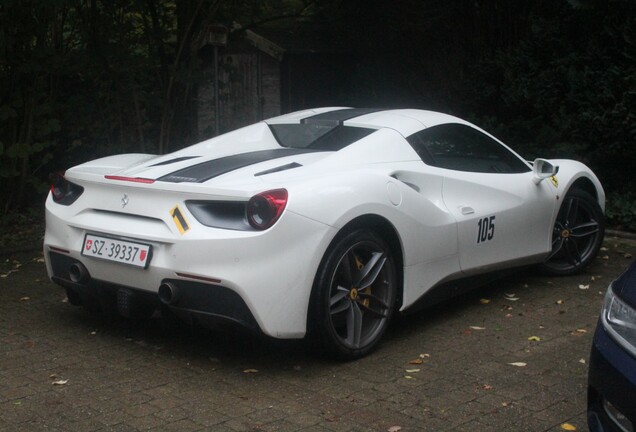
[[81, 234, 152, 268]]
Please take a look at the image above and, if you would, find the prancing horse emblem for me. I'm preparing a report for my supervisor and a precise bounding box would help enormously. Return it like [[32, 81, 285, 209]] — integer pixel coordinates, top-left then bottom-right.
[[121, 194, 129, 208]]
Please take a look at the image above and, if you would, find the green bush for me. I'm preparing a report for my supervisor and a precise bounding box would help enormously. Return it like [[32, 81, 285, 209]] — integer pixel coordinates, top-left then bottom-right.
[[606, 191, 636, 232]]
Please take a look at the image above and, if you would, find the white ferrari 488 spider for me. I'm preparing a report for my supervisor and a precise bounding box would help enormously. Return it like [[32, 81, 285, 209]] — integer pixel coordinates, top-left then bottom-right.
[[45, 108, 605, 359]]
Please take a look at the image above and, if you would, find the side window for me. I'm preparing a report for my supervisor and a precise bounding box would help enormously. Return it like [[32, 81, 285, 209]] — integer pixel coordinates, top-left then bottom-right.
[[407, 124, 530, 173]]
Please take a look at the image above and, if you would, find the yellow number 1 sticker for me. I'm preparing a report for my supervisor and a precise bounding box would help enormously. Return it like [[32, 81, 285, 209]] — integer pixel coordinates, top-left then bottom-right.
[[170, 205, 190, 235]]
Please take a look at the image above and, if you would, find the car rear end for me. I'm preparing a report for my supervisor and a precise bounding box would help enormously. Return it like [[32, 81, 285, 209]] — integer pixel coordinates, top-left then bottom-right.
[[44, 160, 335, 338]]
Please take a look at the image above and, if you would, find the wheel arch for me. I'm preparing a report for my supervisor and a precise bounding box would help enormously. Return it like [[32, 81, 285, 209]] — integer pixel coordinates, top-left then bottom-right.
[[569, 176, 595, 196], [550, 160, 605, 212], [306, 214, 405, 332]]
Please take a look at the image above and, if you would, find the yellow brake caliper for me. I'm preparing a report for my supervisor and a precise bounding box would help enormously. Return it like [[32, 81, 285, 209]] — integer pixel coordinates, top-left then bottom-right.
[[353, 254, 371, 308]]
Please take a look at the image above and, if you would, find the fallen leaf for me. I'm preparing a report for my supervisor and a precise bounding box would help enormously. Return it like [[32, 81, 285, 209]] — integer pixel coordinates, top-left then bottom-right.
[[480, 298, 491, 304], [20, 296, 30, 301], [602, 255, 609, 260], [579, 359, 586, 364], [527, 336, 541, 341], [576, 329, 587, 333], [243, 369, 259, 374], [405, 368, 420, 373], [482, 384, 493, 390], [388, 426, 402, 432], [52, 379, 68, 385], [419, 353, 430, 358], [404, 375, 415, 380], [508, 362, 527, 367], [408, 358, 423, 365], [556, 300, 564, 305], [578, 284, 589, 290], [560, 423, 577, 431], [600, 247, 609, 252], [625, 253, 633, 259], [505, 313, 513, 318], [505, 296, 519, 301], [470, 326, 486, 330]]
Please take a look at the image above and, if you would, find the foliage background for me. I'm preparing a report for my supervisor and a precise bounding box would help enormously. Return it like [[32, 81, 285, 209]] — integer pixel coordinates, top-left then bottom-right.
[[1, 0, 634, 230]]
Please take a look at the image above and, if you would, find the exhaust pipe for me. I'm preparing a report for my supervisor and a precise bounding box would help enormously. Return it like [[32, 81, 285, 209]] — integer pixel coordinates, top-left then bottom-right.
[[69, 262, 89, 284], [158, 282, 180, 305]]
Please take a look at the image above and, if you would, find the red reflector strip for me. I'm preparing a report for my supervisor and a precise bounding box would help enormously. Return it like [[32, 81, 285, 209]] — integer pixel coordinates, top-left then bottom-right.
[[175, 272, 221, 285], [105, 175, 155, 184], [49, 246, 70, 254]]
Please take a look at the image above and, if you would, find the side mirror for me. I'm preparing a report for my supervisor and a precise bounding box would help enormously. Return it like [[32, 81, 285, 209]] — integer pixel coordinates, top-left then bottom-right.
[[532, 158, 559, 184]]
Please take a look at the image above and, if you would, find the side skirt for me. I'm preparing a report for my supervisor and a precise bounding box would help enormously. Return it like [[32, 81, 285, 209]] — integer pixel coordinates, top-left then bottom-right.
[[401, 266, 530, 314]]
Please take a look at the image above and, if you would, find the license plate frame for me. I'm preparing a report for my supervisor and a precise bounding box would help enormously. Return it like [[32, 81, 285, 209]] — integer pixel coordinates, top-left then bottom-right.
[[81, 233, 152, 268]]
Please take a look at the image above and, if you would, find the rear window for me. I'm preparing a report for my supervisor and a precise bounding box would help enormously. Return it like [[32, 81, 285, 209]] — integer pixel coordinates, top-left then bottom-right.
[[269, 124, 375, 151]]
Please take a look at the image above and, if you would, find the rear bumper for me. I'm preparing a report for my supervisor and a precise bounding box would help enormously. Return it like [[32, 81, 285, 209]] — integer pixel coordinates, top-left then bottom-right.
[[47, 251, 259, 330], [44, 198, 335, 338]]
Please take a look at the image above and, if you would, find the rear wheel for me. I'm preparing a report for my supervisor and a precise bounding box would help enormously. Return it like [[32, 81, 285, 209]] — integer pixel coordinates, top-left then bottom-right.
[[310, 230, 397, 360], [541, 189, 604, 276]]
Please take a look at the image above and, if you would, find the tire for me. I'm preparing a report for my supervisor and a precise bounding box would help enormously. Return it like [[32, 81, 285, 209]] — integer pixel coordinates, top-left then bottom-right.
[[310, 229, 397, 360], [541, 189, 605, 276]]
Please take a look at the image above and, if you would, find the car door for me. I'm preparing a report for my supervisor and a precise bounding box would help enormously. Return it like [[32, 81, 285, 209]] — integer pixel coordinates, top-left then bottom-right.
[[407, 123, 558, 274]]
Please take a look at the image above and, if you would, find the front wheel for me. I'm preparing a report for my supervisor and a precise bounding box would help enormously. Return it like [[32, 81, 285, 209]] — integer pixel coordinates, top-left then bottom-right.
[[310, 230, 397, 360], [541, 189, 605, 276]]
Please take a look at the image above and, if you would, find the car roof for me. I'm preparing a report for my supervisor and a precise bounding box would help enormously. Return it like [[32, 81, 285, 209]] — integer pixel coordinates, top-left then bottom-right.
[[265, 107, 471, 137]]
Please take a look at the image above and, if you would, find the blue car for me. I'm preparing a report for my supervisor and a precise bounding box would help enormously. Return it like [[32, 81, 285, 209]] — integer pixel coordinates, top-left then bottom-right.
[[589, 259, 636, 432]]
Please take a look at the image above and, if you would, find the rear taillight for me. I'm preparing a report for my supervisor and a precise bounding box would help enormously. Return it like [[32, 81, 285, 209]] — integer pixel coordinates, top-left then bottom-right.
[[50, 173, 84, 205], [246, 189, 288, 230]]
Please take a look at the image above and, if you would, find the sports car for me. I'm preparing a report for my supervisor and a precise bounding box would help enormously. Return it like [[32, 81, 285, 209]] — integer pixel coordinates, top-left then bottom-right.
[[44, 107, 605, 359]]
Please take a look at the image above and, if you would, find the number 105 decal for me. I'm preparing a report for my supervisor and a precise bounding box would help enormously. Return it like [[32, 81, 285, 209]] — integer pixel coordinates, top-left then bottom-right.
[[477, 215, 496, 243]]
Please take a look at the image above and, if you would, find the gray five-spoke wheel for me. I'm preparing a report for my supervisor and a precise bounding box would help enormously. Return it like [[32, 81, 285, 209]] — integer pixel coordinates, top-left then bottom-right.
[[542, 189, 604, 276], [312, 230, 397, 359]]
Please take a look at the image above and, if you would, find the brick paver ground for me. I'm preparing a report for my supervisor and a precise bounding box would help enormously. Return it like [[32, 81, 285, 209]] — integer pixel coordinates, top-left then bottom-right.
[[1, 235, 635, 431]]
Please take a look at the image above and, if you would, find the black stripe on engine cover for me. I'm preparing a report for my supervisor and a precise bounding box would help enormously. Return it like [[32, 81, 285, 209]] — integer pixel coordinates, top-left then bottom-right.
[[301, 108, 385, 126], [150, 156, 200, 166], [158, 148, 319, 183]]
